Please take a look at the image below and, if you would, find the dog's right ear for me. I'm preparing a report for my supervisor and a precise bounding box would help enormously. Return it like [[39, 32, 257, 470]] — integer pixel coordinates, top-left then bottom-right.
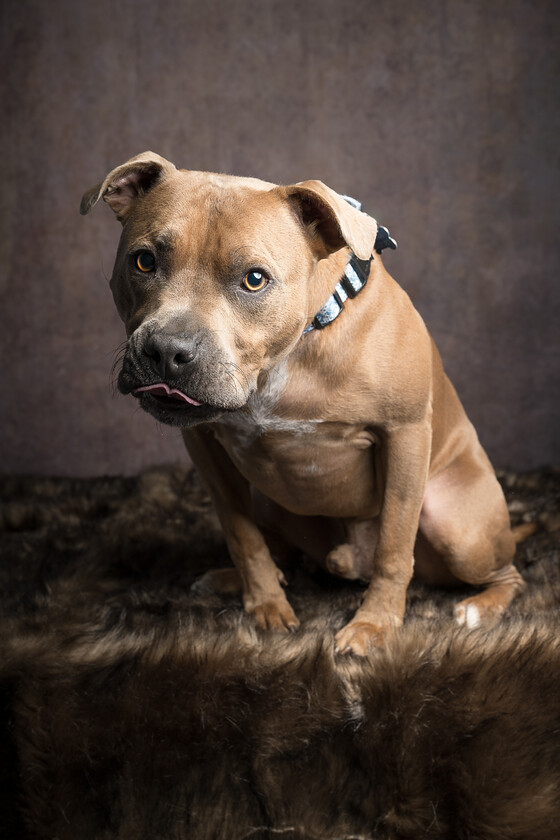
[[80, 152, 176, 221]]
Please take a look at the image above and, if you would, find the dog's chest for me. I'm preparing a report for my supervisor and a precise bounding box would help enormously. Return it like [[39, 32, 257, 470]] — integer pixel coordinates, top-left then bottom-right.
[[213, 374, 379, 517], [215, 379, 322, 455]]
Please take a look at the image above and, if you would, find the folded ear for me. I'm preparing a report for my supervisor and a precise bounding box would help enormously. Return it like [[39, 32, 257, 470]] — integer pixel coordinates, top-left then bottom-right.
[[280, 180, 377, 261], [80, 151, 176, 221]]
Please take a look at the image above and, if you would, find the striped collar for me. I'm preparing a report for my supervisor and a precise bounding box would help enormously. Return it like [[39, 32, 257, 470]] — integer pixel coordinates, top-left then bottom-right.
[[303, 253, 372, 334], [303, 222, 397, 335]]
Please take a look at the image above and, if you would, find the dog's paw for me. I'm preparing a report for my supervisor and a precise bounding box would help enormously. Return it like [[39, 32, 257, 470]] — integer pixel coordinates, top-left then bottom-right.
[[247, 596, 300, 633], [454, 595, 504, 630], [334, 619, 387, 657], [454, 600, 482, 629]]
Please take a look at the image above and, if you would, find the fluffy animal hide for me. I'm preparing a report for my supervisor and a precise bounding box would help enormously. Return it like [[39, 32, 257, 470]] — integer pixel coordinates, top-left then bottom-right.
[[1, 466, 559, 839]]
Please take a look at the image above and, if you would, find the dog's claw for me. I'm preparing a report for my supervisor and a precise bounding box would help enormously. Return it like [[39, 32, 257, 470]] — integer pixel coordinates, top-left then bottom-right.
[[249, 597, 300, 633], [334, 619, 388, 657]]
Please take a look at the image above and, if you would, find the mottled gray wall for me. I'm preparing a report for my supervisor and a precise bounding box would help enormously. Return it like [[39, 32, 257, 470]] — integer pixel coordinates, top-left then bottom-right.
[[1, 0, 559, 476]]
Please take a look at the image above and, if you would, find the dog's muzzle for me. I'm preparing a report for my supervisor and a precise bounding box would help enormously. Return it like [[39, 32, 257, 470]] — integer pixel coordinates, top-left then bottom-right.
[[117, 323, 252, 427]]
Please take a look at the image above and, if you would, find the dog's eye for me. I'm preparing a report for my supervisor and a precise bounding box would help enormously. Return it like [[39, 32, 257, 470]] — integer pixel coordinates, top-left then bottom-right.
[[136, 252, 156, 273], [243, 270, 268, 292]]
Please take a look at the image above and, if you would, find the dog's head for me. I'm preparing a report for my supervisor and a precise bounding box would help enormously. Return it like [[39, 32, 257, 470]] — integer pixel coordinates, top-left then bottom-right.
[[81, 152, 377, 426]]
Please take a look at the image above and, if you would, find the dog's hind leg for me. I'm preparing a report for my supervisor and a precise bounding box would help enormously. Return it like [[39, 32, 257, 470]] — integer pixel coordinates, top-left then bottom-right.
[[420, 454, 525, 629], [453, 563, 526, 629]]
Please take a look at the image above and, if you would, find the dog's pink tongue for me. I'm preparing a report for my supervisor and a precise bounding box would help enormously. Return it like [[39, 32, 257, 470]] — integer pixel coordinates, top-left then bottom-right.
[[135, 383, 203, 406]]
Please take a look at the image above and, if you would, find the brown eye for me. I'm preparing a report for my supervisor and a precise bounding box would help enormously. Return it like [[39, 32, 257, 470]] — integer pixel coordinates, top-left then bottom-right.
[[136, 251, 156, 272], [242, 270, 268, 292]]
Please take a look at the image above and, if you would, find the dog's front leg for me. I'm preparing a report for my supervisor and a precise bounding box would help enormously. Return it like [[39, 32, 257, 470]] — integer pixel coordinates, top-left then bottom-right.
[[182, 427, 300, 632], [335, 421, 432, 656]]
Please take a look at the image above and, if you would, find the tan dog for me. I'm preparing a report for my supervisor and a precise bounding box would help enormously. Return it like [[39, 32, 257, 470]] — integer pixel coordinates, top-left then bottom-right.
[[81, 151, 524, 655]]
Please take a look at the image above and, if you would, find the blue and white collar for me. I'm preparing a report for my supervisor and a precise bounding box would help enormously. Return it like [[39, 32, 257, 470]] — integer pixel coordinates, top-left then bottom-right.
[[303, 204, 397, 335], [303, 254, 373, 334]]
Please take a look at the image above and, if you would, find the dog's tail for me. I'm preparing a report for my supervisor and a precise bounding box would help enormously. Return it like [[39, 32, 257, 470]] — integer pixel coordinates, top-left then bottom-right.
[[512, 522, 539, 543]]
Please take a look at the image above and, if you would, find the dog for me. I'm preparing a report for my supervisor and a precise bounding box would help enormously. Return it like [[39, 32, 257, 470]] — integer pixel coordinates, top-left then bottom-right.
[[81, 151, 525, 655]]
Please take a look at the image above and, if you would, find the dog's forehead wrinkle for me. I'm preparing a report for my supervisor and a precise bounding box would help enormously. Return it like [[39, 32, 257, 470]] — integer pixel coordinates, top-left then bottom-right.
[[153, 229, 179, 249], [228, 244, 271, 267], [127, 230, 179, 254], [173, 174, 273, 221]]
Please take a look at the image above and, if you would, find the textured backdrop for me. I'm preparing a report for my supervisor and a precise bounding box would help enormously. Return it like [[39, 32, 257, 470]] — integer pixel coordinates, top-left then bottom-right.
[[1, 0, 559, 475]]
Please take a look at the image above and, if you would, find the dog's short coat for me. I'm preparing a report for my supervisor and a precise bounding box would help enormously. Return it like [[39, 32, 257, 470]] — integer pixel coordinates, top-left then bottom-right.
[[81, 152, 524, 655]]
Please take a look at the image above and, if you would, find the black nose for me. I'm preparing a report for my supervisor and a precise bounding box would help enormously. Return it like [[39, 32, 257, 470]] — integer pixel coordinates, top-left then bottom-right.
[[142, 333, 197, 380]]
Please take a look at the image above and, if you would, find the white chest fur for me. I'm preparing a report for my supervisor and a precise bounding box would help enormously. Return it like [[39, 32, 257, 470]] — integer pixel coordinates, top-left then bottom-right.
[[216, 363, 322, 448]]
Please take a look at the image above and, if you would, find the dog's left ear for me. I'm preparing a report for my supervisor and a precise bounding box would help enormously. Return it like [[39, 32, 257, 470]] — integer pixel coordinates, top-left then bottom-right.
[[80, 151, 177, 221], [280, 180, 377, 261]]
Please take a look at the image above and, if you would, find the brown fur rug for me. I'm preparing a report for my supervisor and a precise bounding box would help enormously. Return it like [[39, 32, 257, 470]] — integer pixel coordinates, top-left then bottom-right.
[[1, 465, 559, 839]]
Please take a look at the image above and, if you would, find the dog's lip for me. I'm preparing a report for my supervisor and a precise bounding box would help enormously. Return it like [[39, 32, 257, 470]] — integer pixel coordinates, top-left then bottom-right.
[[134, 383, 204, 407]]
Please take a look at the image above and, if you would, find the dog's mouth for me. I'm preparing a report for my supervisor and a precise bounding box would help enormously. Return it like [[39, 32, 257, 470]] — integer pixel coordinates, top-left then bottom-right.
[[131, 381, 233, 427], [134, 383, 204, 407]]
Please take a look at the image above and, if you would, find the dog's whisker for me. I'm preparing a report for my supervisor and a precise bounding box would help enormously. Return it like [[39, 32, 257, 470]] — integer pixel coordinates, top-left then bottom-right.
[[109, 343, 128, 395], [223, 361, 251, 400], [217, 361, 247, 403]]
